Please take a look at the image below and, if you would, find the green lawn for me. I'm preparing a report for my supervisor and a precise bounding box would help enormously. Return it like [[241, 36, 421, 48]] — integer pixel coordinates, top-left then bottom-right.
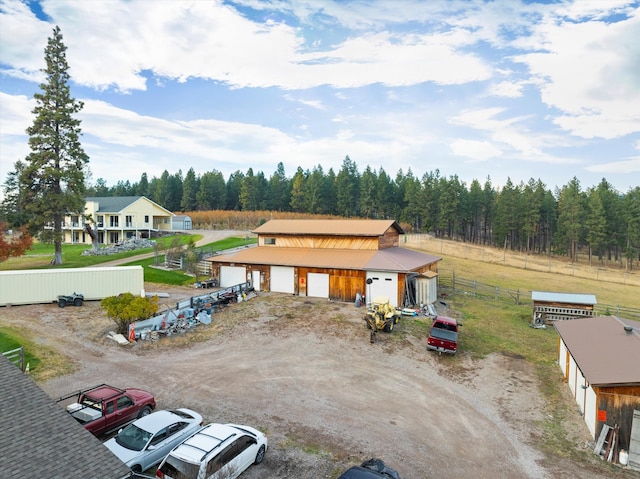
[[0, 234, 257, 377], [0, 234, 200, 270]]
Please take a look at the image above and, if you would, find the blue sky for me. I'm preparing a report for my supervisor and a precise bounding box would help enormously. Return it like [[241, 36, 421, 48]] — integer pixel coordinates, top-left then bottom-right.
[[1, 0, 639, 198]]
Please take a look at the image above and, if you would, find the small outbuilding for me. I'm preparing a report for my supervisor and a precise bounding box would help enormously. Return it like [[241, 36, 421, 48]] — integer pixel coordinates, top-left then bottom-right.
[[555, 316, 640, 469], [172, 215, 193, 230], [532, 291, 596, 324]]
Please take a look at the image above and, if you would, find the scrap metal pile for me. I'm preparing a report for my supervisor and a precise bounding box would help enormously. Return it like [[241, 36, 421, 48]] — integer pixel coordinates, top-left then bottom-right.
[[127, 281, 254, 342]]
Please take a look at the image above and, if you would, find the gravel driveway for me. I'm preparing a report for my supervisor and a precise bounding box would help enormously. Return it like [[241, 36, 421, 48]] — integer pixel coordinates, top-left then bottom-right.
[[2, 281, 625, 479]]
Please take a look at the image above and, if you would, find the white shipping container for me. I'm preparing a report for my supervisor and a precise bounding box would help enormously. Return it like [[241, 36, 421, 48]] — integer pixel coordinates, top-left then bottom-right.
[[0, 266, 144, 306]]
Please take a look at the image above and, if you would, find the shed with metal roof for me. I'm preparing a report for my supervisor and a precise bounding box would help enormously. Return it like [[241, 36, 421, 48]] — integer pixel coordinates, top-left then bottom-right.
[[208, 219, 441, 307], [555, 316, 640, 469], [531, 290, 597, 324]]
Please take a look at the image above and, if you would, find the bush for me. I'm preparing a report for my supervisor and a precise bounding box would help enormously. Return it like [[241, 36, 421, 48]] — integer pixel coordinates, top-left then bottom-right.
[[100, 293, 159, 335]]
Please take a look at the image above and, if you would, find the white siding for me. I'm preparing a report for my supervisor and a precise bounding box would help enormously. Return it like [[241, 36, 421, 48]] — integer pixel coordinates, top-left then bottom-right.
[[558, 339, 568, 377], [0, 267, 144, 306], [270, 266, 295, 294], [252, 270, 261, 292], [416, 276, 437, 305], [307, 273, 329, 298], [568, 355, 578, 396], [366, 271, 398, 307], [585, 387, 597, 438], [220, 266, 247, 288]]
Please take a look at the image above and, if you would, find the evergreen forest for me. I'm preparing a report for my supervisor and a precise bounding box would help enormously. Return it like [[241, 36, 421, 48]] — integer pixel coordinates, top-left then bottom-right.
[[3, 156, 639, 268]]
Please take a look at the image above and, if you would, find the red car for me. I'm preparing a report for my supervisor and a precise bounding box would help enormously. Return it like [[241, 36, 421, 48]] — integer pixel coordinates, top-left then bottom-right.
[[58, 384, 156, 436], [426, 316, 458, 354]]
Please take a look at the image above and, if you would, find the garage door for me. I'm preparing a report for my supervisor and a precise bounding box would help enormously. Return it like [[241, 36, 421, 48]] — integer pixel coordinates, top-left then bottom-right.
[[220, 266, 246, 288], [270, 266, 295, 294], [366, 271, 398, 307], [307, 273, 329, 298]]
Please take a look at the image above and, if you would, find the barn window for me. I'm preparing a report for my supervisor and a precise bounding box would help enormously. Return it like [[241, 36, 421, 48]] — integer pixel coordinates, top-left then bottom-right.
[[264, 237, 276, 245]]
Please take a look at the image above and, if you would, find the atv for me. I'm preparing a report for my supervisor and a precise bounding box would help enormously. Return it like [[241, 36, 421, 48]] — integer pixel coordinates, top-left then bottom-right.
[[57, 292, 84, 308]]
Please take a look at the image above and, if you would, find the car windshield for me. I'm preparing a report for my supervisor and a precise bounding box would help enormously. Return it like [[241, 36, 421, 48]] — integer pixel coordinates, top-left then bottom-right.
[[115, 423, 152, 451], [429, 328, 457, 342]]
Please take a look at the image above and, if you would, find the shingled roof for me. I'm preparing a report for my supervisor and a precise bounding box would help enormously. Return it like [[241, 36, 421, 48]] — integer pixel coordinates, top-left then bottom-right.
[[85, 196, 173, 215], [0, 356, 131, 479]]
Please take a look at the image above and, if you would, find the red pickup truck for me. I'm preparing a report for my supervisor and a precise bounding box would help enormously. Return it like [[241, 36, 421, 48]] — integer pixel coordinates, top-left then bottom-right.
[[426, 316, 459, 355], [57, 384, 156, 436]]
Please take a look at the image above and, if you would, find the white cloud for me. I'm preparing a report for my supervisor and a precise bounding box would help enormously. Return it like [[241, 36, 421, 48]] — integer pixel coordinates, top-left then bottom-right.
[[450, 139, 502, 161], [488, 81, 524, 98], [1, 0, 494, 92], [512, 7, 640, 139], [585, 157, 640, 174]]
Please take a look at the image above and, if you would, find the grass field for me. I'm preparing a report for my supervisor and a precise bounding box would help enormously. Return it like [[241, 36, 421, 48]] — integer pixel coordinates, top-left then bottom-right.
[[0, 234, 199, 270]]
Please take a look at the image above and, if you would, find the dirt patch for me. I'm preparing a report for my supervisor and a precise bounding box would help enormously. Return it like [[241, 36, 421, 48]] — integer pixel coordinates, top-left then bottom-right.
[[1, 285, 635, 479]]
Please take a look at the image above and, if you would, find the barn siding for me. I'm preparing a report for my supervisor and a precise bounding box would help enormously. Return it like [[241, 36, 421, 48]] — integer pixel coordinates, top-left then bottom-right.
[[594, 387, 640, 454], [260, 234, 381, 250], [297, 267, 366, 302], [378, 227, 399, 249]]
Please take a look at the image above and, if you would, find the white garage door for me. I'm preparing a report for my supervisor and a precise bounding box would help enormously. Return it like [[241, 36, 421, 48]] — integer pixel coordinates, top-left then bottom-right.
[[307, 273, 329, 298], [270, 266, 295, 294], [220, 266, 246, 288], [366, 271, 398, 307]]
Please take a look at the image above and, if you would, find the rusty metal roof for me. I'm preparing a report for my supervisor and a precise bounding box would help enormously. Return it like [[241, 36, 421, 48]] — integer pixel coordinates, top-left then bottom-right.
[[532, 291, 597, 305], [555, 316, 640, 386], [211, 246, 440, 272], [252, 219, 404, 236]]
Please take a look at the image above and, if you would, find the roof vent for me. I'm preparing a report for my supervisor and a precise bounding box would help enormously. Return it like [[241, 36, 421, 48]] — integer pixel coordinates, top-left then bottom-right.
[[624, 325, 634, 335]]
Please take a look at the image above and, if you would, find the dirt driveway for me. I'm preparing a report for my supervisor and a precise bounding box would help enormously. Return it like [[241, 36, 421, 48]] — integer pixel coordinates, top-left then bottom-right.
[[4, 280, 633, 479]]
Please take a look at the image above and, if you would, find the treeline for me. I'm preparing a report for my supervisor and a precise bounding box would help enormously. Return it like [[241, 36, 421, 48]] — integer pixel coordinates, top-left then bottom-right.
[[3, 156, 639, 267]]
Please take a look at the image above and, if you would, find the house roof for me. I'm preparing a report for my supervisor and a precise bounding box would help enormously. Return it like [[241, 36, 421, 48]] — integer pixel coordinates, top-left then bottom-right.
[[253, 219, 404, 236], [85, 196, 174, 216], [532, 291, 597, 305], [554, 316, 640, 386], [211, 246, 440, 272], [0, 356, 131, 479]]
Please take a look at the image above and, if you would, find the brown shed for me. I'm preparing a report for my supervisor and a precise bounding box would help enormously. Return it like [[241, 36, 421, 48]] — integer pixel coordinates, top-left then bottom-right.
[[555, 316, 640, 469], [207, 219, 441, 307]]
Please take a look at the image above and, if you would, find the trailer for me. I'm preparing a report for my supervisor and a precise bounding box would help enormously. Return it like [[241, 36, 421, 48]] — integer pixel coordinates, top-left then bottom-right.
[[128, 281, 253, 339], [0, 266, 144, 306]]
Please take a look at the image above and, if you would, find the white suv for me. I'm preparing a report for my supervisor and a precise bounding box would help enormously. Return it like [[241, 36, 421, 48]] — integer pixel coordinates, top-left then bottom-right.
[[155, 423, 267, 479]]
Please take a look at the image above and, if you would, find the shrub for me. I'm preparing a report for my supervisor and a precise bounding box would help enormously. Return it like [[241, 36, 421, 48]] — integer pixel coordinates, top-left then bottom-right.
[[101, 293, 159, 335]]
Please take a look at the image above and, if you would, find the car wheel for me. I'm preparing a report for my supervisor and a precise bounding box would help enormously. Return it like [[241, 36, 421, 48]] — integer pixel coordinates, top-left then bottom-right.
[[138, 406, 152, 418], [254, 445, 266, 465], [58, 301, 65, 308], [384, 321, 393, 332], [74, 298, 83, 307], [131, 465, 142, 473]]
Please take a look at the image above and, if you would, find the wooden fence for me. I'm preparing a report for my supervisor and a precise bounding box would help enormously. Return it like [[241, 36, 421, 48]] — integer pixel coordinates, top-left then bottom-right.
[[404, 234, 640, 287], [438, 270, 640, 320], [2, 346, 25, 372]]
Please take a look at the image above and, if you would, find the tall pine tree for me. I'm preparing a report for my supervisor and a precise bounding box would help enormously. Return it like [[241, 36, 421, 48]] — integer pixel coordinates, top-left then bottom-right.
[[20, 26, 89, 265]]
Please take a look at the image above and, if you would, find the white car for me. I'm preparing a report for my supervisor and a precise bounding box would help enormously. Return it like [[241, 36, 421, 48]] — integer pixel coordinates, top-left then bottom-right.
[[104, 408, 203, 473], [155, 422, 267, 479]]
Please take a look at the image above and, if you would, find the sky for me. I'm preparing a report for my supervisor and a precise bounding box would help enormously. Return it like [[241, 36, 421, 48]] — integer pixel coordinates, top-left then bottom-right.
[[0, 0, 639, 200]]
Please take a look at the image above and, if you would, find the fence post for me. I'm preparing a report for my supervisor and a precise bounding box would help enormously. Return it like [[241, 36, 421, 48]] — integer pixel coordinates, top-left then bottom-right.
[[516, 289, 520, 305], [452, 270, 456, 290], [473, 281, 477, 297], [495, 286, 499, 301]]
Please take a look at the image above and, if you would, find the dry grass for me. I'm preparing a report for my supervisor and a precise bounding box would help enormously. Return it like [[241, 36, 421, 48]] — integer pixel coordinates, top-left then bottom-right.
[[405, 235, 640, 308]]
